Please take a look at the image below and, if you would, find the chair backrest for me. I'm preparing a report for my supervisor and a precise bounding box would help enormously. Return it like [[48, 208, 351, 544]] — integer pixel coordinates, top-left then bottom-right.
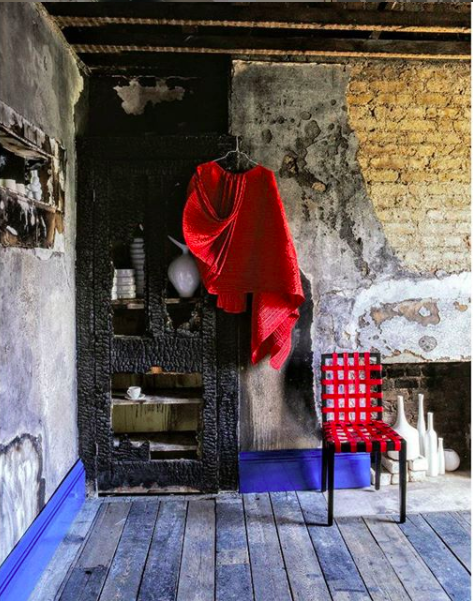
[[321, 352, 383, 423]]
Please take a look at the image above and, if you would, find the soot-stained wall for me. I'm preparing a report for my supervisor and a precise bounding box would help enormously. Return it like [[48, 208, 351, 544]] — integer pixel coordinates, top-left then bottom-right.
[[0, 4, 84, 563], [231, 60, 471, 451]]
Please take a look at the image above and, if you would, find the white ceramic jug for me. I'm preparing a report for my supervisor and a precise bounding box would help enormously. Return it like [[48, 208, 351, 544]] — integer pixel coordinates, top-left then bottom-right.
[[388, 395, 420, 461], [417, 393, 426, 456], [167, 236, 200, 298], [424, 412, 439, 477], [438, 438, 445, 475]]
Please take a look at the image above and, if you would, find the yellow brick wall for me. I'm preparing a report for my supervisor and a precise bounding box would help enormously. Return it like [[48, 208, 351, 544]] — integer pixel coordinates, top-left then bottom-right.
[[347, 61, 471, 274]]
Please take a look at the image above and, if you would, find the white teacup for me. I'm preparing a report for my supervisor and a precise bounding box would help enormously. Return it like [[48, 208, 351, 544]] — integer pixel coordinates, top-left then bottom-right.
[[5, 179, 17, 192], [127, 386, 141, 400], [16, 183, 26, 196]]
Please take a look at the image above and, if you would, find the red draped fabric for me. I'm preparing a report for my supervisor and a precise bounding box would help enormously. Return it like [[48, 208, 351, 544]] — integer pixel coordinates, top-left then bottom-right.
[[183, 161, 304, 369]]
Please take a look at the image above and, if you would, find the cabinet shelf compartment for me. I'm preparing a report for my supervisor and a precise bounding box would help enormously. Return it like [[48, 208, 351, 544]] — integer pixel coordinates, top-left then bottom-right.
[[112, 399, 201, 434], [113, 432, 199, 461], [112, 302, 147, 337]]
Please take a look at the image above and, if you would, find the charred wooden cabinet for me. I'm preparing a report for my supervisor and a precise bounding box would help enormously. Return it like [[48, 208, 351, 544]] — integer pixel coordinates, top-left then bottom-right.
[[77, 136, 239, 494]]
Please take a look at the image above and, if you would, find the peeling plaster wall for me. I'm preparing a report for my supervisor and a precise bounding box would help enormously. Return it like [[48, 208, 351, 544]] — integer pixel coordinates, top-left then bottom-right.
[[230, 60, 471, 451], [0, 3, 84, 562]]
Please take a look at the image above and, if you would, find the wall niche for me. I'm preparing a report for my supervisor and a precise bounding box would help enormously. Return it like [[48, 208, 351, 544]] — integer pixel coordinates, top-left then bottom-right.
[[0, 101, 66, 249]]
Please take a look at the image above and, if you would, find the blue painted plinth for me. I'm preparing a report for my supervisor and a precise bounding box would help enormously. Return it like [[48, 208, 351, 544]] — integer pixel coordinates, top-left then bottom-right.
[[239, 449, 370, 493], [0, 460, 85, 601]]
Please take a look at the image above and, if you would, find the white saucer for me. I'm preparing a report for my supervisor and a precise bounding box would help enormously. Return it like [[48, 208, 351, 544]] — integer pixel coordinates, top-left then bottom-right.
[[126, 393, 146, 401]]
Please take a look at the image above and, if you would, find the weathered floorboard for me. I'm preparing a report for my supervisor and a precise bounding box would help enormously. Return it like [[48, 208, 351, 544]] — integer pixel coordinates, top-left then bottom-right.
[[244, 493, 292, 601], [452, 511, 472, 532], [457, 510, 471, 526], [422, 512, 471, 572], [216, 497, 253, 601], [100, 500, 159, 601], [298, 492, 369, 601], [365, 516, 450, 601], [138, 501, 188, 601], [30, 499, 102, 601], [400, 514, 471, 601], [177, 500, 216, 601], [59, 501, 131, 601], [270, 491, 331, 601], [337, 516, 410, 601]]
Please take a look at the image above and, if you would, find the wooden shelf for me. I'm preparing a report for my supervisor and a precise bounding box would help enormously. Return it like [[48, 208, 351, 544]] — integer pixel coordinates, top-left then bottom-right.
[[112, 299, 145, 310], [0, 187, 56, 213], [165, 297, 200, 304], [112, 389, 203, 406], [115, 432, 198, 452]]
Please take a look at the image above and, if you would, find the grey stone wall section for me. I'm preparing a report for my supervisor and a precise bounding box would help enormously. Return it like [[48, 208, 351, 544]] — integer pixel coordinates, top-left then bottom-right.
[[0, 3, 84, 559], [230, 60, 470, 451]]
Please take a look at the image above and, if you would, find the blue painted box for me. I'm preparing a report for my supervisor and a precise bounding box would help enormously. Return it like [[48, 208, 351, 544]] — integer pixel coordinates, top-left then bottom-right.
[[239, 449, 370, 493]]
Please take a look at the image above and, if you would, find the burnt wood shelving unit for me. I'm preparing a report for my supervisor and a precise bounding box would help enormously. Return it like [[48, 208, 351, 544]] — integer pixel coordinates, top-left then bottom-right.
[[77, 135, 240, 494]]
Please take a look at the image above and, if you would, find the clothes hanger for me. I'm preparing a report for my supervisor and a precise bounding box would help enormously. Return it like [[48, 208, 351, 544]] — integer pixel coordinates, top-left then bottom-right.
[[214, 136, 258, 170]]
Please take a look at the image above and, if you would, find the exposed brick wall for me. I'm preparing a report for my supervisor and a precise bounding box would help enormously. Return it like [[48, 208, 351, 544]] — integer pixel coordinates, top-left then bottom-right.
[[383, 362, 471, 467], [347, 61, 470, 274]]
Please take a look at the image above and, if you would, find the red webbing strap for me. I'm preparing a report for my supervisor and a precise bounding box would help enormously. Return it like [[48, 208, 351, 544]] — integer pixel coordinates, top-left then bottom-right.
[[321, 352, 383, 423], [343, 351, 349, 421], [323, 420, 402, 453]]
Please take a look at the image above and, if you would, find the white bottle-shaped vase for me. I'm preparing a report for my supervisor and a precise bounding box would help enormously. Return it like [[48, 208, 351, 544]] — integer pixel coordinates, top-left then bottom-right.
[[417, 393, 426, 456], [424, 412, 439, 476], [438, 438, 445, 475], [388, 395, 420, 461], [167, 236, 201, 298]]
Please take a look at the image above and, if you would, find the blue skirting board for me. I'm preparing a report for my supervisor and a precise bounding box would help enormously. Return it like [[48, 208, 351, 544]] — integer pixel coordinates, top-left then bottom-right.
[[239, 449, 371, 493], [0, 460, 85, 601]]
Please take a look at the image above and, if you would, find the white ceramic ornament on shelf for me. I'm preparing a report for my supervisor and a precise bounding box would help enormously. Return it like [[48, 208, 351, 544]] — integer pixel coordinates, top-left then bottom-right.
[[417, 393, 426, 456], [438, 438, 445, 475], [167, 236, 200, 298], [27, 169, 42, 201], [388, 395, 420, 461], [444, 448, 460, 472], [424, 412, 439, 477]]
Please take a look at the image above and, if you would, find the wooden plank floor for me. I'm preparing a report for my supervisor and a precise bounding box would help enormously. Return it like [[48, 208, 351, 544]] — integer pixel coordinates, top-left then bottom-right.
[[31, 493, 471, 601]]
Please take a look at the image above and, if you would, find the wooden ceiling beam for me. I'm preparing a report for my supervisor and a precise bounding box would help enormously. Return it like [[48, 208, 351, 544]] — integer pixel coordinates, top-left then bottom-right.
[[43, 3, 471, 35], [72, 37, 471, 61]]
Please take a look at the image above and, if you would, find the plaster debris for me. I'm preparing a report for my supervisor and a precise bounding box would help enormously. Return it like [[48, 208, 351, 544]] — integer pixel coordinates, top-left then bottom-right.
[[114, 78, 186, 115]]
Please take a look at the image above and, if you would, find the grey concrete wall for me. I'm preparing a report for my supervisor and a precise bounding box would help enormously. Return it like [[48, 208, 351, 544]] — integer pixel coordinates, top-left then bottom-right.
[[231, 61, 470, 451], [0, 3, 84, 563]]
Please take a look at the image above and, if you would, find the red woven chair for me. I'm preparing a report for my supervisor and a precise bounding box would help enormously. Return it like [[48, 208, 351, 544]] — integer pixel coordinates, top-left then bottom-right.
[[321, 352, 407, 526]]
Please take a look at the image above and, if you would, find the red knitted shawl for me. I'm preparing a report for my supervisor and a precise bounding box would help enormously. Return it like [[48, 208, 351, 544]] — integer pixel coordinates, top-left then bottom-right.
[[183, 161, 304, 369]]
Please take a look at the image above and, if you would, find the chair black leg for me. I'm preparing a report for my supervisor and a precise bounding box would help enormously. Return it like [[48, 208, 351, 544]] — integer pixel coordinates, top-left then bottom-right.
[[321, 444, 327, 493], [375, 449, 381, 491], [399, 440, 407, 523], [327, 447, 335, 526]]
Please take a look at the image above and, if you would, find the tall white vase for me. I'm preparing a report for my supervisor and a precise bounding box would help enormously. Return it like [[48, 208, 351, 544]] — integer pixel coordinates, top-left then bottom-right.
[[417, 393, 426, 456], [424, 412, 439, 476], [388, 395, 420, 461], [438, 438, 445, 475]]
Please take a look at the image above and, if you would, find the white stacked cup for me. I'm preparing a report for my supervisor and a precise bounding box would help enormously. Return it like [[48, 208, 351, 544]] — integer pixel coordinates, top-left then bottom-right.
[[115, 269, 136, 299], [130, 238, 145, 296]]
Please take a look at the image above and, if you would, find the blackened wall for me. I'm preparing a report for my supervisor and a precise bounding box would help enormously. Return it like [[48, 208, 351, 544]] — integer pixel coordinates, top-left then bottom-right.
[[384, 363, 471, 466], [86, 56, 229, 136]]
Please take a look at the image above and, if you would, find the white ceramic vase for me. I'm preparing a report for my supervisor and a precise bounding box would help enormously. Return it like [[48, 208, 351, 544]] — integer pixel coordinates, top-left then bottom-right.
[[424, 412, 439, 476], [167, 236, 200, 298], [438, 438, 445, 475], [388, 395, 420, 461], [444, 449, 460, 472], [417, 393, 426, 456]]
